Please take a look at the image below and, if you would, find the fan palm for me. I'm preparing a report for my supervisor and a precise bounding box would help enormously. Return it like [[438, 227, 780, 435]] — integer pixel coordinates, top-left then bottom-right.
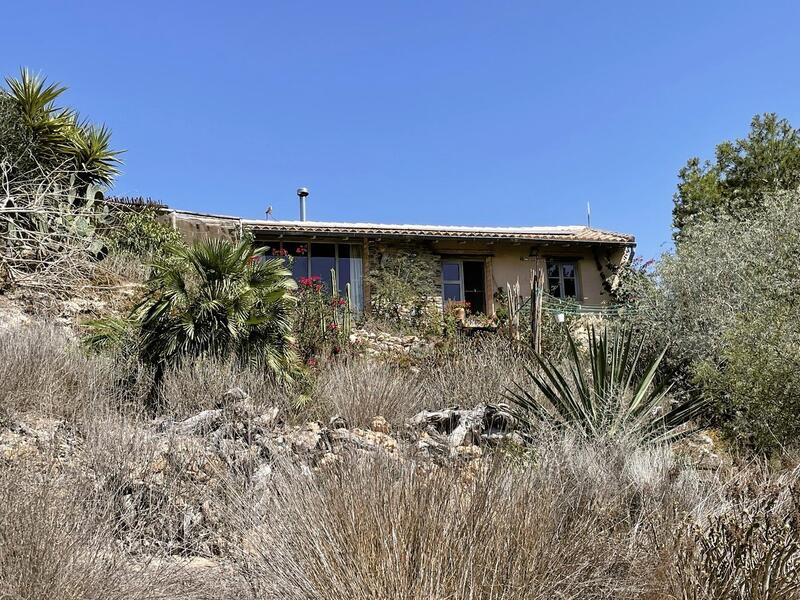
[[88, 237, 299, 381], [505, 326, 708, 444]]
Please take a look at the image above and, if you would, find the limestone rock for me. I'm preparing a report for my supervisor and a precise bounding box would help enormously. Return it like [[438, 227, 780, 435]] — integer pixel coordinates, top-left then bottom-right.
[[370, 415, 391, 434]]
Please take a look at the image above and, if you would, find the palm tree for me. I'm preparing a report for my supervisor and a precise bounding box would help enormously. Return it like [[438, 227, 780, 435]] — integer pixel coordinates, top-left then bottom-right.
[[505, 326, 708, 444], [87, 237, 300, 382]]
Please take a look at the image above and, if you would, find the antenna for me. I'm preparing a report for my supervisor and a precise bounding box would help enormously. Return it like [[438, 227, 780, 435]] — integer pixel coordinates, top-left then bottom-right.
[[587, 202, 591, 227]]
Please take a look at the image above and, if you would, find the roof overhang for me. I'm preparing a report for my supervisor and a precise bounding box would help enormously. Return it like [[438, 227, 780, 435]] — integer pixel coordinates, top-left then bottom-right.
[[242, 219, 636, 246]]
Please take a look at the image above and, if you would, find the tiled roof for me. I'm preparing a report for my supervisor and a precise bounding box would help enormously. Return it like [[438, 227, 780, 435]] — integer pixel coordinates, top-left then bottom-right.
[[241, 219, 635, 245]]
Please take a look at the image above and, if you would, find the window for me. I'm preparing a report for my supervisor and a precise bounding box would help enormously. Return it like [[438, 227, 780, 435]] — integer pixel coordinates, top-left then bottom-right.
[[262, 241, 363, 311], [442, 260, 463, 303], [441, 259, 486, 313], [547, 261, 579, 299]]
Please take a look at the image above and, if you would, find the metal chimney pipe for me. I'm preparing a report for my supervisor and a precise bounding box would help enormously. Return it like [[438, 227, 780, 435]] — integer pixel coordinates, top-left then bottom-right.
[[297, 187, 309, 221]]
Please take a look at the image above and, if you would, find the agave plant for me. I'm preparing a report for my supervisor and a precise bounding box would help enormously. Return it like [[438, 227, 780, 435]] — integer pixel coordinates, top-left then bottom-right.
[[505, 326, 707, 444], [86, 237, 300, 381]]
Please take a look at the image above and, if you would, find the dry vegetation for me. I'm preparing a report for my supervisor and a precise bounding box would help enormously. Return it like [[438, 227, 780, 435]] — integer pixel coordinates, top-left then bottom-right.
[[1, 321, 800, 599]]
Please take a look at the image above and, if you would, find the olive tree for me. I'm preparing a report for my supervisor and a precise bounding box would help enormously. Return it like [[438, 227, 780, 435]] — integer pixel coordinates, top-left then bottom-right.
[[625, 190, 800, 451]]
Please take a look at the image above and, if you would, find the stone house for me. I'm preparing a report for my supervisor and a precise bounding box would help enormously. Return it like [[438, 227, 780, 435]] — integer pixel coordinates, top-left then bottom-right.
[[165, 209, 635, 316]]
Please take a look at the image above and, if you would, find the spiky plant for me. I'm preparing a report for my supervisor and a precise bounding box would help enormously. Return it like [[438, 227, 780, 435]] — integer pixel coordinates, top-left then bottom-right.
[[505, 326, 708, 444], [2, 68, 121, 184], [86, 237, 300, 381]]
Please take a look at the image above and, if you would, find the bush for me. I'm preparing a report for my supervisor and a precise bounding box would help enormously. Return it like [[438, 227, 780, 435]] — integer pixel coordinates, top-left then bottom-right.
[[621, 190, 800, 452], [506, 326, 708, 444], [86, 237, 300, 386], [293, 273, 353, 362], [367, 247, 441, 335], [103, 204, 184, 261]]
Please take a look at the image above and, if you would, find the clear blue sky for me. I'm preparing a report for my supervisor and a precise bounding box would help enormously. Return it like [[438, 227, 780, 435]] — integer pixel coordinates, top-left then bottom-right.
[[4, 1, 800, 259]]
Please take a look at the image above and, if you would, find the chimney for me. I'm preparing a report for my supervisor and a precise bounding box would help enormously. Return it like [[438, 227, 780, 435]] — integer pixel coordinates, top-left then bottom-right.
[[297, 187, 309, 221]]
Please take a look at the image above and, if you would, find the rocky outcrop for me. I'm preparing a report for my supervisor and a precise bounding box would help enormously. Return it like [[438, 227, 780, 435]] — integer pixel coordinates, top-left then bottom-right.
[[349, 328, 435, 358], [408, 403, 526, 457]]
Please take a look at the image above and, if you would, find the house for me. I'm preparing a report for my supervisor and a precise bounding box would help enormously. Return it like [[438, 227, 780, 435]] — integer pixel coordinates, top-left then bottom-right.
[[165, 209, 635, 316]]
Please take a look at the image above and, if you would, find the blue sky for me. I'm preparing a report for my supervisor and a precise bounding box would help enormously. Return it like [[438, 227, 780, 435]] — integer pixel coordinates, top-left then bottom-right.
[[4, 1, 800, 259]]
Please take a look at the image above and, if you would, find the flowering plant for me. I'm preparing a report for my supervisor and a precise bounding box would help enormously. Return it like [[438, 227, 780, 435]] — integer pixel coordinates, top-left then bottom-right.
[[294, 269, 353, 361]]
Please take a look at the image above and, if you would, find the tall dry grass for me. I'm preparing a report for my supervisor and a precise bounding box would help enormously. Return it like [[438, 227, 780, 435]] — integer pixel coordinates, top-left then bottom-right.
[[158, 357, 292, 420], [219, 434, 800, 600], [0, 322, 113, 421], [311, 356, 426, 427], [0, 459, 209, 599], [418, 335, 531, 408]]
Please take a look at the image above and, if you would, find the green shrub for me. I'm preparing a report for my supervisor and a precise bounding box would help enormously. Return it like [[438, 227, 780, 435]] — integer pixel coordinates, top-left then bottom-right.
[[367, 247, 441, 335], [621, 190, 800, 452], [104, 205, 184, 260]]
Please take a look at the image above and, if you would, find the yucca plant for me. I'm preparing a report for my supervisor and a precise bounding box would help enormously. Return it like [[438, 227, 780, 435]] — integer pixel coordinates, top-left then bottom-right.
[[3, 68, 122, 184], [505, 326, 708, 444], [86, 237, 300, 382]]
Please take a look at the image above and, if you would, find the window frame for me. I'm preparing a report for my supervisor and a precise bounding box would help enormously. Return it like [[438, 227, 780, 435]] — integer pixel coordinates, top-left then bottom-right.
[[546, 259, 581, 300], [261, 239, 363, 309], [441, 259, 465, 303]]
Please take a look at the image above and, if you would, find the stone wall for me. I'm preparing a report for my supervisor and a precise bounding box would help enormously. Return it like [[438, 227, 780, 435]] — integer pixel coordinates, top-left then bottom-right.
[[366, 239, 443, 326]]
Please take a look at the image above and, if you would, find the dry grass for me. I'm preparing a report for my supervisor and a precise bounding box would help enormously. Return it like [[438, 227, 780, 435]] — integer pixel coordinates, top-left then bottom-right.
[[311, 355, 426, 427], [220, 435, 798, 600], [0, 459, 207, 599], [1, 322, 800, 598], [158, 357, 292, 420], [418, 335, 532, 409], [0, 322, 115, 422]]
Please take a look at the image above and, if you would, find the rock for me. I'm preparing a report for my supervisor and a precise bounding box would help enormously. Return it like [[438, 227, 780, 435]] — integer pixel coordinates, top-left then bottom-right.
[[674, 431, 723, 470], [287, 422, 331, 455], [409, 408, 461, 434], [370, 416, 391, 434], [173, 409, 223, 436], [329, 415, 348, 430], [254, 406, 280, 428], [408, 404, 523, 448], [447, 406, 485, 447], [483, 403, 517, 434]]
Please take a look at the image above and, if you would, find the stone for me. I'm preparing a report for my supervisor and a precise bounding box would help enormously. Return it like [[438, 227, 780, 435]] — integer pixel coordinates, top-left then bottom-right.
[[370, 415, 391, 434], [329, 415, 348, 430], [447, 406, 485, 447], [173, 409, 223, 436]]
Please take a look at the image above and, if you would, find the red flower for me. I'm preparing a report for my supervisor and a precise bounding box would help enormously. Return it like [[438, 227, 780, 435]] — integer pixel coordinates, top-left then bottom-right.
[[306, 357, 318, 367], [328, 322, 339, 331]]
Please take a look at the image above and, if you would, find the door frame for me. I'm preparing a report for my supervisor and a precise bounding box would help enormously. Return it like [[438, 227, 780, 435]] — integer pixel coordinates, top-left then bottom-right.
[[440, 257, 489, 314]]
